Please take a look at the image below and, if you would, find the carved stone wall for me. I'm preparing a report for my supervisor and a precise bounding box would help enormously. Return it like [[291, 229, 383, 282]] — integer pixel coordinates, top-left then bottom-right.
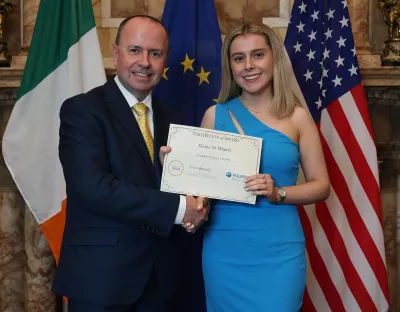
[[0, 89, 58, 312], [4, 0, 21, 56], [94, 0, 284, 57], [366, 86, 400, 312], [370, 0, 388, 55]]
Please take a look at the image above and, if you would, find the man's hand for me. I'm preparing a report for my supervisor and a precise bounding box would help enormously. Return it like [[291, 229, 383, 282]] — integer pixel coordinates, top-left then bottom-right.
[[182, 196, 209, 233], [159, 146, 171, 167]]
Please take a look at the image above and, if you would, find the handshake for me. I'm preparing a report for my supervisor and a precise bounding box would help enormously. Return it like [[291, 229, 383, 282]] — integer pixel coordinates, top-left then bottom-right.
[[181, 195, 210, 233], [160, 146, 210, 233]]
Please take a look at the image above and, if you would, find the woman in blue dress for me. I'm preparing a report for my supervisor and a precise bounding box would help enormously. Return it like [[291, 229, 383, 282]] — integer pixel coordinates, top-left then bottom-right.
[[190, 23, 331, 311]]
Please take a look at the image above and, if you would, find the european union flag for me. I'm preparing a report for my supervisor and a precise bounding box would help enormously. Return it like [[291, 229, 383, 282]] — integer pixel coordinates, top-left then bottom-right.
[[153, 1, 221, 311], [153, 0, 222, 127]]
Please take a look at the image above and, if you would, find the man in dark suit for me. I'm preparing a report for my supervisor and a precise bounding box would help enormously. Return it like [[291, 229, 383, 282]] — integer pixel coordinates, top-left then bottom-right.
[[52, 15, 208, 312]]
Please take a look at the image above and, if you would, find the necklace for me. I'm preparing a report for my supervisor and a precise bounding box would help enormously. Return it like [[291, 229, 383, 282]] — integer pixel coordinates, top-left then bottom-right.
[[238, 97, 270, 114]]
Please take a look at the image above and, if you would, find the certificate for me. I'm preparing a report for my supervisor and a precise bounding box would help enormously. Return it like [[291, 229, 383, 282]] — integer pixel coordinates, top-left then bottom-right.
[[160, 124, 262, 204]]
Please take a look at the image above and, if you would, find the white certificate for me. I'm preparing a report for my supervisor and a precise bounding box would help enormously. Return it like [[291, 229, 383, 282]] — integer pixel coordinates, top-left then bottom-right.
[[160, 124, 262, 204]]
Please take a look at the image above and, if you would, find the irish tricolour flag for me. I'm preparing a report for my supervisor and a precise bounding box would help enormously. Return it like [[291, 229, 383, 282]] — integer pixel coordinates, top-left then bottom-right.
[[2, 0, 106, 261]]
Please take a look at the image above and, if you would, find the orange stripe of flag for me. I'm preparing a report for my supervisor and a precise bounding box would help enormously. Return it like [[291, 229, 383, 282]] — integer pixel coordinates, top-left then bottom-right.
[[39, 199, 67, 264]]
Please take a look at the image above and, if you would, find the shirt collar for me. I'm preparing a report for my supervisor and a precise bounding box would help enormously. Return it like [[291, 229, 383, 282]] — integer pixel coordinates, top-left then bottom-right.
[[114, 76, 152, 112]]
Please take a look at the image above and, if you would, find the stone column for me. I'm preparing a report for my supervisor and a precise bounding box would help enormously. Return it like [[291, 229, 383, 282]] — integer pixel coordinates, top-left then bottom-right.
[[22, 0, 40, 51], [366, 86, 400, 311], [380, 184, 398, 312], [0, 190, 25, 311], [24, 204, 57, 312], [0, 88, 57, 311], [396, 175, 400, 311], [348, 0, 372, 54]]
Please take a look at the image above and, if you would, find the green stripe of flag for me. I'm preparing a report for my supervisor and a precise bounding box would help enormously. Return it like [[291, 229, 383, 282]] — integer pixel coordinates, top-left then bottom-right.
[[18, 0, 95, 100]]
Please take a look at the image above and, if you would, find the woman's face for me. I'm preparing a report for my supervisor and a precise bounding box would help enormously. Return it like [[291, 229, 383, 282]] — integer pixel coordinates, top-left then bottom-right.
[[229, 33, 274, 95]]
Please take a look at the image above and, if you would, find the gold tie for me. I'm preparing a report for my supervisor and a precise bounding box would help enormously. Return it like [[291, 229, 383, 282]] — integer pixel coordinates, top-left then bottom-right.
[[133, 102, 154, 164]]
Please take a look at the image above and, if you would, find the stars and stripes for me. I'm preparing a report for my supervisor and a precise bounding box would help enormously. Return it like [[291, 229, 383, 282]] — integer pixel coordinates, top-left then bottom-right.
[[284, 0, 390, 311]]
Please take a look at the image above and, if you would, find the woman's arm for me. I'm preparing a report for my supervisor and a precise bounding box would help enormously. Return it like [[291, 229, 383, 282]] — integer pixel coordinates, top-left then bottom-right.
[[245, 107, 330, 205], [280, 107, 330, 204], [200, 105, 216, 129]]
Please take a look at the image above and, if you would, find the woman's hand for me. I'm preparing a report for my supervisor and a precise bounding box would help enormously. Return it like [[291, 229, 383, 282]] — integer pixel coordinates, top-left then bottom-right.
[[244, 173, 279, 203], [159, 146, 172, 167]]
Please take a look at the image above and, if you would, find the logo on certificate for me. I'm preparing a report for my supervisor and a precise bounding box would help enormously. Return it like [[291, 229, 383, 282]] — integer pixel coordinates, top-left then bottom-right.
[[225, 171, 247, 181], [168, 160, 184, 176]]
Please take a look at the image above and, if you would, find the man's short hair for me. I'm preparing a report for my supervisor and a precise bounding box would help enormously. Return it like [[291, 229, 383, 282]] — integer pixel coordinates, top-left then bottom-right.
[[114, 15, 169, 46]]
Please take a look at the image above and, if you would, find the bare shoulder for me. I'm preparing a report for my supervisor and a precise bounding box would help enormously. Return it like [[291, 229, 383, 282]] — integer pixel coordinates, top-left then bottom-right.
[[291, 105, 315, 130], [291, 105, 311, 121], [201, 105, 216, 129]]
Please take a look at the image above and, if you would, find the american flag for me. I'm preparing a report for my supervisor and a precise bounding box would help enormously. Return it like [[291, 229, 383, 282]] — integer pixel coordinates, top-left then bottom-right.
[[284, 0, 390, 311]]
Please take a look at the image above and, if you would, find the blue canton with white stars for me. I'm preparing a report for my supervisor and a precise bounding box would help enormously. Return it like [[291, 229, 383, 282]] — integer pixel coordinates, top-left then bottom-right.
[[284, 0, 361, 123]]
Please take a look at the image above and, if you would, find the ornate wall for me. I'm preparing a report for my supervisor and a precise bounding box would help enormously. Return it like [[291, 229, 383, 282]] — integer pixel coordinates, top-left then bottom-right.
[[0, 89, 58, 312], [93, 0, 285, 58], [1, 0, 400, 311]]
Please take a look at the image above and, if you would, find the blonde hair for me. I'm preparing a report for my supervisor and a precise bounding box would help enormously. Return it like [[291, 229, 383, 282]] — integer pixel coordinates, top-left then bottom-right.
[[218, 23, 300, 119]]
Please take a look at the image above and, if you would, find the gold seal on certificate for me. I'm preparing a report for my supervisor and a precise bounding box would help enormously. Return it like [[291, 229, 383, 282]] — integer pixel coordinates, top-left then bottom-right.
[[160, 124, 262, 204]]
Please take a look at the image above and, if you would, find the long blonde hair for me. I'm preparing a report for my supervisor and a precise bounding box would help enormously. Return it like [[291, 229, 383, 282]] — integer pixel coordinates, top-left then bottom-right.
[[218, 23, 300, 119]]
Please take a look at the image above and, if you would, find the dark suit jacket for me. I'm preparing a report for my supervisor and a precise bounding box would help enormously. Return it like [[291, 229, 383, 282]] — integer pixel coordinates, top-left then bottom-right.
[[52, 78, 184, 306]]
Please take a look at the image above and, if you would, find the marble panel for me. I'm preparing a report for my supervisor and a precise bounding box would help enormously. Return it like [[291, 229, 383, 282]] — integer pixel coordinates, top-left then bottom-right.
[[0, 88, 57, 312], [366, 86, 400, 312], [348, 0, 371, 54], [0, 191, 25, 312], [96, 0, 287, 58], [381, 190, 398, 312], [22, 0, 40, 49], [97, 27, 117, 58], [24, 205, 56, 312], [370, 100, 394, 143], [111, 0, 149, 17], [0, 89, 18, 190], [243, 0, 279, 24], [214, 0, 246, 34], [5, 0, 21, 56], [370, 0, 389, 55], [93, 0, 102, 28], [148, 0, 165, 20], [106, 0, 279, 34]]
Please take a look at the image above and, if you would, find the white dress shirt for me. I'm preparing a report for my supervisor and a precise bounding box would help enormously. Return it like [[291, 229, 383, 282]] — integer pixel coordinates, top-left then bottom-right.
[[115, 76, 186, 224]]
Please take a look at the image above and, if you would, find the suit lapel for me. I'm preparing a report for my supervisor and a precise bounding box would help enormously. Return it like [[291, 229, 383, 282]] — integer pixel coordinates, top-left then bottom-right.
[[153, 98, 170, 183], [104, 79, 156, 182]]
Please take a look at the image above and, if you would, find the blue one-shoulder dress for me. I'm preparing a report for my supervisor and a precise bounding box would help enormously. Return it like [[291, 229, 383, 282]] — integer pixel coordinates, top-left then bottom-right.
[[202, 98, 306, 311]]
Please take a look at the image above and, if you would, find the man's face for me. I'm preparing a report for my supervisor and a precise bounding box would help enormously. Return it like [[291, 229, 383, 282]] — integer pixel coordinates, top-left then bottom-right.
[[113, 18, 168, 100]]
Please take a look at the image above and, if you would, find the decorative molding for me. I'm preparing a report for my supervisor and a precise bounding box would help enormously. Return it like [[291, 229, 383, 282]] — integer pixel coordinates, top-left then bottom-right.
[[0, 69, 25, 88], [101, 0, 124, 28], [365, 86, 400, 161], [361, 67, 400, 86], [365, 86, 400, 105], [0, 88, 18, 105], [376, 143, 400, 160], [262, 0, 290, 28], [4, 56, 400, 90]]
